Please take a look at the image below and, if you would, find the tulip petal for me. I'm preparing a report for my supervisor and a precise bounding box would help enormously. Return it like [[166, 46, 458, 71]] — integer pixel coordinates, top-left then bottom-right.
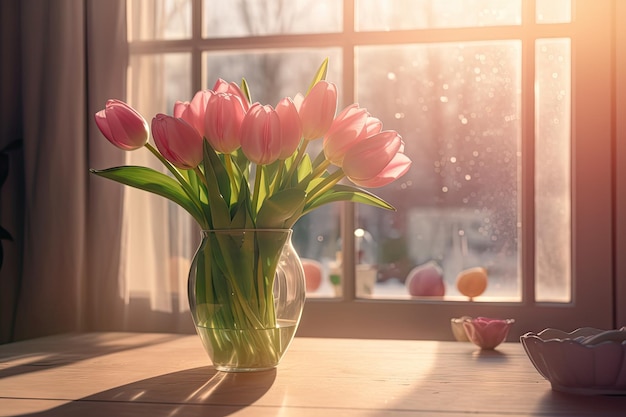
[[299, 81, 337, 140], [343, 131, 402, 180], [350, 153, 412, 188], [323, 104, 369, 166], [204, 92, 245, 154], [240, 103, 282, 165], [276, 97, 302, 159], [342, 131, 411, 188], [152, 114, 203, 169], [94, 99, 149, 150]]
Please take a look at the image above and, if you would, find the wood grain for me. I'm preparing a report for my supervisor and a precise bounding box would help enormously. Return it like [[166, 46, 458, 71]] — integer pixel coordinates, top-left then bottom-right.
[[1, 333, 624, 416]]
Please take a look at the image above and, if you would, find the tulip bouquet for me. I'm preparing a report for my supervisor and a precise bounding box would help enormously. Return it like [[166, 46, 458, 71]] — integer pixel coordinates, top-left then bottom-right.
[[92, 60, 411, 369]]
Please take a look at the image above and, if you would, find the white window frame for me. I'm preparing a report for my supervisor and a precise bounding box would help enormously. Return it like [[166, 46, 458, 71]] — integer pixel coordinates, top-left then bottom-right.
[[128, 0, 619, 340]]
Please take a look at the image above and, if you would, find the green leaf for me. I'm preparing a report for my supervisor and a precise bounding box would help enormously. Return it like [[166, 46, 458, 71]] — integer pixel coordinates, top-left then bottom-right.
[[224, 148, 250, 204], [240, 78, 252, 104], [306, 58, 329, 94], [231, 148, 250, 181], [264, 160, 282, 191], [181, 167, 208, 204], [202, 142, 232, 228], [303, 176, 326, 194], [304, 184, 396, 213], [90, 166, 206, 225], [256, 188, 306, 229], [205, 143, 231, 206], [230, 177, 254, 229], [296, 154, 313, 183]]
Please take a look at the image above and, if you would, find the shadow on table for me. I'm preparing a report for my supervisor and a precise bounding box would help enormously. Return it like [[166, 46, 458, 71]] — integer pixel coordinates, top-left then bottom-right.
[[10, 366, 277, 417], [536, 389, 626, 416], [0, 333, 182, 380], [469, 346, 510, 362]]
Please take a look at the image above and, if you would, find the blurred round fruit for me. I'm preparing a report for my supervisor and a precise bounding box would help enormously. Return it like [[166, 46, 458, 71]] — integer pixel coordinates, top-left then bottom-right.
[[456, 267, 488, 299], [301, 258, 322, 292], [406, 261, 445, 297]]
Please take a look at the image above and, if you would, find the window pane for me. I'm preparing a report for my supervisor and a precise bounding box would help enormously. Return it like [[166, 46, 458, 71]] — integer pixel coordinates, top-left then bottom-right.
[[356, 41, 522, 301], [203, 0, 342, 37], [203, 49, 342, 104], [127, 0, 191, 41], [535, 38, 571, 302], [294, 207, 343, 298], [536, 0, 572, 24], [356, 0, 521, 31], [128, 53, 192, 116]]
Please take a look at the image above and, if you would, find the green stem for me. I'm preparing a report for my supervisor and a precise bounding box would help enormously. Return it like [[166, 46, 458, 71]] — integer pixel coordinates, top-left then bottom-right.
[[281, 138, 309, 187], [306, 168, 345, 204], [306, 159, 331, 183], [252, 164, 263, 217], [193, 166, 208, 187], [271, 163, 285, 196], [223, 154, 238, 200]]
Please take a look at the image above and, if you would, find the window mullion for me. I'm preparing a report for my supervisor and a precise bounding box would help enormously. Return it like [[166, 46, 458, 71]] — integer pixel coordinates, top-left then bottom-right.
[[338, 0, 357, 300], [521, 0, 537, 306], [191, 0, 202, 91]]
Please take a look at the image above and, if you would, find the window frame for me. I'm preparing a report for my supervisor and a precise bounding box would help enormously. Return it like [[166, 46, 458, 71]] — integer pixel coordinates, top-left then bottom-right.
[[128, 0, 618, 340], [616, 0, 626, 328]]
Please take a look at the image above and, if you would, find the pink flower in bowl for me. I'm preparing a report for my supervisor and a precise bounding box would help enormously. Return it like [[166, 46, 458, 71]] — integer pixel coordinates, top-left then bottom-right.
[[463, 317, 515, 349]]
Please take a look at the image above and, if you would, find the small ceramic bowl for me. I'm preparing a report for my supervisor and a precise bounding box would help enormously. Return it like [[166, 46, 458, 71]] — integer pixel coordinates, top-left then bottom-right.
[[462, 317, 515, 349], [450, 316, 472, 341], [520, 327, 626, 395]]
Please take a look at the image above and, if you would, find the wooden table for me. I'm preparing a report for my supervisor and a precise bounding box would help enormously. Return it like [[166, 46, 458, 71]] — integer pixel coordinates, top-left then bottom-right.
[[1, 332, 625, 416]]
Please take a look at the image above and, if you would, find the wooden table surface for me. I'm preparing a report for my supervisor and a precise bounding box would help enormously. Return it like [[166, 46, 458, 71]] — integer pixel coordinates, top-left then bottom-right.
[[1, 332, 625, 416]]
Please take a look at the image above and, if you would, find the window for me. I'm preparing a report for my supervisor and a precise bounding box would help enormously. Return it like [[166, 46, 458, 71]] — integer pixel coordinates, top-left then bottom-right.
[[126, 0, 618, 339]]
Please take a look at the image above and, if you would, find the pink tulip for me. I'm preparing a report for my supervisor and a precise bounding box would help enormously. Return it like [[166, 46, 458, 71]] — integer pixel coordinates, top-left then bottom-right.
[[212, 79, 250, 111], [173, 101, 189, 119], [323, 104, 383, 167], [364, 116, 383, 136], [292, 93, 304, 111], [204, 92, 246, 154], [463, 317, 515, 350], [240, 103, 282, 165], [151, 114, 203, 169], [342, 131, 412, 188], [94, 99, 149, 150], [174, 90, 212, 136], [275, 97, 302, 159], [298, 81, 337, 141]]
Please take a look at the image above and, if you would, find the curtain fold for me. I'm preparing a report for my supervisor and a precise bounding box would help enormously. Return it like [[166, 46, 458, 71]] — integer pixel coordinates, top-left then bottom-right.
[[2, 0, 128, 342], [85, 0, 129, 331], [0, 0, 25, 344], [15, 0, 89, 340], [1, 0, 196, 343]]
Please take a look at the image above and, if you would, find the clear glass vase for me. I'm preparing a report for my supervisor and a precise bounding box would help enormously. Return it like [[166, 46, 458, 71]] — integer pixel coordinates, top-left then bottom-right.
[[188, 229, 306, 372]]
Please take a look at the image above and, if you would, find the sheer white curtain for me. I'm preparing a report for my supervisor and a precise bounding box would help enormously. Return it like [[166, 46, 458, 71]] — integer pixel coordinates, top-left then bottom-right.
[[121, 6, 197, 332]]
